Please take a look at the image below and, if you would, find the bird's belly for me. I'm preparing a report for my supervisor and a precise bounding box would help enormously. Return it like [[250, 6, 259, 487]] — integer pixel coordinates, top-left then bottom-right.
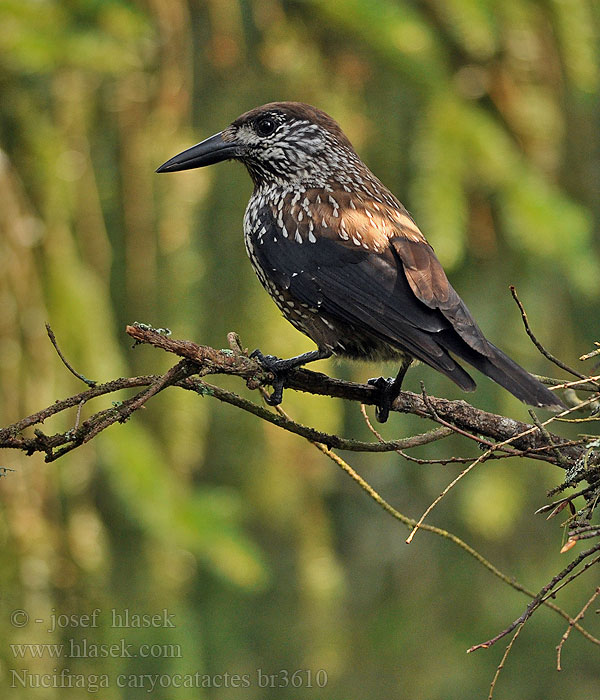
[[244, 230, 405, 361]]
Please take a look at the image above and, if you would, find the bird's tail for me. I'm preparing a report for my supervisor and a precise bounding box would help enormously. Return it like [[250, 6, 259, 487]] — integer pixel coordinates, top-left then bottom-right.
[[439, 335, 565, 410]]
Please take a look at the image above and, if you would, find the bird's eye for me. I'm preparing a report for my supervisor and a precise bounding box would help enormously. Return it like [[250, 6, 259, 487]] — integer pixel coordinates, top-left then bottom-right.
[[255, 116, 277, 137]]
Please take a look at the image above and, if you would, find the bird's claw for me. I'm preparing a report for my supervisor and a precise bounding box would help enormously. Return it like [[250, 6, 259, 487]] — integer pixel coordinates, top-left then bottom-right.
[[250, 349, 278, 368], [250, 349, 286, 406], [368, 376, 397, 423]]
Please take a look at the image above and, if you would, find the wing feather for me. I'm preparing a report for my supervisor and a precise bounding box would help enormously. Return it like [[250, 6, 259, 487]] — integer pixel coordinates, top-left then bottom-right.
[[249, 200, 485, 382]]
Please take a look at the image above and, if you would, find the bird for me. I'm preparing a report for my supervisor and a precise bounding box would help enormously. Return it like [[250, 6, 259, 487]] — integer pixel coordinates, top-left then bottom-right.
[[156, 101, 564, 421]]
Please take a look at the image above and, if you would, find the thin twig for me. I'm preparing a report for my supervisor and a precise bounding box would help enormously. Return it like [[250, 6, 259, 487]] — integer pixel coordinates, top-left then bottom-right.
[[510, 287, 594, 383], [405, 384, 574, 544], [339, 433, 600, 647], [556, 586, 600, 671], [541, 374, 600, 393], [579, 343, 600, 361], [45, 323, 97, 387], [47, 361, 195, 461], [528, 408, 570, 468], [568, 525, 600, 540], [73, 399, 85, 432], [534, 485, 597, 516], [488, 623, 526, 700], [544, 555, 600, 599], [406, 452, 484, 544]]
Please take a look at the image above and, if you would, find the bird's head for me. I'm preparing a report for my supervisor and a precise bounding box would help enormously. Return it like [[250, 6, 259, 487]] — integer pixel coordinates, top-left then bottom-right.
[[156, 102, 359, 188]]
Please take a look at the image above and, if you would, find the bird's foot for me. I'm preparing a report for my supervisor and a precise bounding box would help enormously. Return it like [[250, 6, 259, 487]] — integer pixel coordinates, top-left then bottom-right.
[[368, 376, 400, 423], [251, 346, 332, 406], [250, 349, 289, 406]]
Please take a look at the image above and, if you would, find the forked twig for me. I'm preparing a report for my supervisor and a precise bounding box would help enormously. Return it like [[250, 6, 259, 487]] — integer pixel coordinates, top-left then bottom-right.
[[556, 586, 600, 671], [468, 542, 600, 653]]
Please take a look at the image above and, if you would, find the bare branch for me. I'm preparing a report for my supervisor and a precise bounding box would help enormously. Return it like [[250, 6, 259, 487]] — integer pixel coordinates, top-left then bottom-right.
[[2, 322, 599, 659], [126, 324, 588, 465], [2, 324, 593, 470]]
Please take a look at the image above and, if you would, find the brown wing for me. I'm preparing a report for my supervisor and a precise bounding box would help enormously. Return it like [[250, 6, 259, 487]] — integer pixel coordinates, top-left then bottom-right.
[[298, 189, 493, 357], [390, 236, 492, 356]]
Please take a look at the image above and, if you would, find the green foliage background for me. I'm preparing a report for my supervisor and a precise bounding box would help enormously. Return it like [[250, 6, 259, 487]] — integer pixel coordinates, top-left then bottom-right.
[[0, 0, 599, 697]]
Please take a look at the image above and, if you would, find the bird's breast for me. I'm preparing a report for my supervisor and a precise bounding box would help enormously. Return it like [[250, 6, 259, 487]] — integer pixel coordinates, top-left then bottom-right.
[[243, 189, 306, 319]]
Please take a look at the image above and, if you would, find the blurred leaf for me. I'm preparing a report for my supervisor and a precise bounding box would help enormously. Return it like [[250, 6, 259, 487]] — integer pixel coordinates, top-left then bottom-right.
[[308, 0, 448, 88]]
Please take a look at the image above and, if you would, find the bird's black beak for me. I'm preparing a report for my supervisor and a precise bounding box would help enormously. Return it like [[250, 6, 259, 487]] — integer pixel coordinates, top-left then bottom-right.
[[156, 132, 242, 173]]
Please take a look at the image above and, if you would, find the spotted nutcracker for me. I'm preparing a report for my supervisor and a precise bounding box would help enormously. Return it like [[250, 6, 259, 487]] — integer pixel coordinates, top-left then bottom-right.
[[157, 102, 563, 421]]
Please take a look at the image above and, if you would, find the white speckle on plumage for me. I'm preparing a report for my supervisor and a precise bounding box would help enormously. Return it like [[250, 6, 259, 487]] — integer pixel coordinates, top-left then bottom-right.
[[308, 231, 316, 243], [295, 229, 303, 244]]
